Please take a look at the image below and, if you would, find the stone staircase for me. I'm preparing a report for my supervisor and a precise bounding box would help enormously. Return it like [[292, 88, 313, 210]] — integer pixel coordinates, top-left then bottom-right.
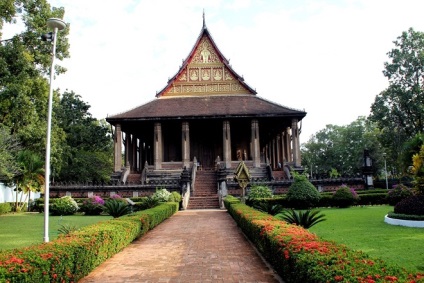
[[188, 170, 220, 209]]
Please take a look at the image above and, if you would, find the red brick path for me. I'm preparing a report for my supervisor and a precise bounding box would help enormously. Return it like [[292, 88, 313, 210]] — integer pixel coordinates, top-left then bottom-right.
[[78, 209, 284, 283]]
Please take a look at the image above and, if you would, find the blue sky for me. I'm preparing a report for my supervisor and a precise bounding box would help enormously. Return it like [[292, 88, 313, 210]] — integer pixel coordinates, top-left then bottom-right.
[[4, 0, 424, 141]]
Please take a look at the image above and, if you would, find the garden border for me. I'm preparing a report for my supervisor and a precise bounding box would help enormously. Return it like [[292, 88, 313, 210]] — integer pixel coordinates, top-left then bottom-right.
[[384, 215, 424, 228]]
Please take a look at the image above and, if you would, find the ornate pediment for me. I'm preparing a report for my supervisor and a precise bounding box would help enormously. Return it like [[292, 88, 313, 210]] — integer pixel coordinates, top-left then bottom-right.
[[157, 29, 256, 97]]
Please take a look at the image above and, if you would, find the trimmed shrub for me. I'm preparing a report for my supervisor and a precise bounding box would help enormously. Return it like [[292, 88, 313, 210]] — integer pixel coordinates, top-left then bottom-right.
[[247, 185, 273, 199], [0, 203, 178, 282], [394, 194, 424, 216], [224, 196, 424, 283], [386, 184, 413, 206], [169, 191, 182, 203], [50, 196, 79, 216], [152, 188, 172, 202], [79, 195, 105, 215], [286, 174, 320, 209], [332, 184, 358, 208], [0, 203, 11, 214]]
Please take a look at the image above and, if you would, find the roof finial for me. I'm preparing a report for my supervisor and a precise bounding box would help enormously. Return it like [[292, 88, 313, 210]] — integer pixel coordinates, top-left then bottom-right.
[[203, 9, 206, 29]]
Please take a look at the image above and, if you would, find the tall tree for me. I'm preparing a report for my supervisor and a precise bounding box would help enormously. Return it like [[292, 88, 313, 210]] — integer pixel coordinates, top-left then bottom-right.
[[369, 28, 424, 173], [0, 125, 20, 181], [301, 117, 382, 178], [55, 91, 113, 182], [1, 0, 70, 182]]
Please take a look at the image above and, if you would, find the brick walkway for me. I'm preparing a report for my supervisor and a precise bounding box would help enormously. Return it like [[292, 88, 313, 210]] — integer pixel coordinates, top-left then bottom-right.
[[78, 209, 283, 283]]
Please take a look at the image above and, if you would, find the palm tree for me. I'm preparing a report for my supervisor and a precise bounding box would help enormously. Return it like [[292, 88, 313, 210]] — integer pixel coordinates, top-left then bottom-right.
[[13, 150, 45, 212]]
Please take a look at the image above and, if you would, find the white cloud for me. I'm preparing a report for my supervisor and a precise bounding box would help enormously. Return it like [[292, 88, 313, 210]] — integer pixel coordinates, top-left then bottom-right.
[[4, 0, 424, 141]]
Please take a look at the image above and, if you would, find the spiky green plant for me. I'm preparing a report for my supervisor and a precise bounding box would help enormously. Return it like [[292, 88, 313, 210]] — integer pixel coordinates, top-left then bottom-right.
[[275, 209, 326, 229], [58, 223, 78, 235], [103, 199, 131, 218], [253, 202, 284, 216]]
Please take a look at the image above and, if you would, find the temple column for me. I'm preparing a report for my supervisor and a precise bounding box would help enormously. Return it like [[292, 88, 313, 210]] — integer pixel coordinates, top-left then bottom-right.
[[251, 119, 260, 167], [138, 139, 143, 171], [291, 119, 301, 167], [285, 127, 292, 163], [113, 124, 122, 172], [154, 122, 163, 169], [132, 136, 137, 172], [182, 122, 190, 168], [125, 133, 130, 168], [223, 120, 231, 169], [276, 134, 281, 168]]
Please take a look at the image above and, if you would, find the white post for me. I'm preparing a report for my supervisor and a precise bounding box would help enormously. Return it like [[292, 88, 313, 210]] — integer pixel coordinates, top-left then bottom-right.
[[43, 18, 66, 243]]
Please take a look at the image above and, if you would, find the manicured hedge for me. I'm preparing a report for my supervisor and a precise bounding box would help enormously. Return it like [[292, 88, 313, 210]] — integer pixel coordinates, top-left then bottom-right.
[[224, 196, 424, 283], [0, 202, 178, 283]]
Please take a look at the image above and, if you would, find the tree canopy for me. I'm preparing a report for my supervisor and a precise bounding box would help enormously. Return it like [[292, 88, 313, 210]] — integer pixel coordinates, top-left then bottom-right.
[[369, 27, 424, 174]]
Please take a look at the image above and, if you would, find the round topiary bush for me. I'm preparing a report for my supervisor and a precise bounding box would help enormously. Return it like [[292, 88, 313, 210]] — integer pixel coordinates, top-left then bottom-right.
[[386, 184, 413, 206], [332, 184, 358, 208], [394, 195, 424, 216], [286, 174, 320, 209], [247, 185, 273, 200], [50, 196, 79, 216]]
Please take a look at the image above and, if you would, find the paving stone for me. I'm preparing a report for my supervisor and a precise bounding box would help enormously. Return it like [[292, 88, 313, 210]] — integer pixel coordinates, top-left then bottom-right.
[[78, 209, 284, 283]]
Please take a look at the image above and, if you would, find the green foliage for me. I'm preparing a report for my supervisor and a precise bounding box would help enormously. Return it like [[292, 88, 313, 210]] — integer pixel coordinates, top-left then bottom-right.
[[286, 174, 320, 209], [252, 202, 284, 216], [225, 200, 424, 282], [0, 125, 20, 181], [57, 223, 78, 235], [332, 184, 357, 208], [103, 199, 131, 218], [169, 191, 182, 203], [56, 91, 113, 182], [301, 117, 382, 177], [247, 185, 273, 199], [369, 28, 424, 174], [0, 203, 178, 282], [152, 187, 172, 202], [79, 196, 105, 215], [387, 212, 424, 221], [275, 209, 326, 229], [0, 202, 11, 214], [411, 144, 424, 194], [137, 196, 160, 210], [386, 184, 413, 205], [50, 196, 79, 216]]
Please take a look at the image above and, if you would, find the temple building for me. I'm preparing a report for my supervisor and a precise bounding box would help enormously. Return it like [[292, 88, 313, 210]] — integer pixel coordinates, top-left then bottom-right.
[[105, 18, 307, 209]]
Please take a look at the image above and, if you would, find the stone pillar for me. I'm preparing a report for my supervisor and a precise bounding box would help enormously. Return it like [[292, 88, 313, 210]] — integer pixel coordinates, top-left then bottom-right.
[[251, 119, 260, 167], [125, 133, 130, 168], [114, 124, 122, 172], [223, 120, 231, 169], [291, 119, 301, 167], [285, 127, 292, 163], [154, 122, 162, 169], [182, 122, 190, 168], [132, 136, 137, 172], [276, 134, 281, 168], [138, 139, 143, 171]]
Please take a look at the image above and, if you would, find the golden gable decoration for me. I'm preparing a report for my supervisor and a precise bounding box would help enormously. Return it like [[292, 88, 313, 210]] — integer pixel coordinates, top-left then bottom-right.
[[157, 27, 256, 97]]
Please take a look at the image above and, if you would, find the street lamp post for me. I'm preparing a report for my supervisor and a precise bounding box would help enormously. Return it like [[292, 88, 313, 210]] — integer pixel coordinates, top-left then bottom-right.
[[43, 18, 66, 243], [383, 153, 388, 190]]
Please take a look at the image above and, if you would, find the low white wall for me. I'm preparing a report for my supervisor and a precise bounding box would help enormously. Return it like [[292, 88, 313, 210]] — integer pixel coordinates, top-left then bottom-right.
[[384, 215, 424, 228], [0, 183, 41, 203]]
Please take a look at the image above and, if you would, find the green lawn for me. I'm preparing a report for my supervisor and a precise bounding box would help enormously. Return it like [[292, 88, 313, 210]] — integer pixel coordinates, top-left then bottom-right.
[[308, 205, 424, 273], [0, 213, 112, 251]]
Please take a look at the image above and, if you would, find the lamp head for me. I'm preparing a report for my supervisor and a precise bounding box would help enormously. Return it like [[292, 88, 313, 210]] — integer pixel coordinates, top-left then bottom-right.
[[46, 18, 66, 31]]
